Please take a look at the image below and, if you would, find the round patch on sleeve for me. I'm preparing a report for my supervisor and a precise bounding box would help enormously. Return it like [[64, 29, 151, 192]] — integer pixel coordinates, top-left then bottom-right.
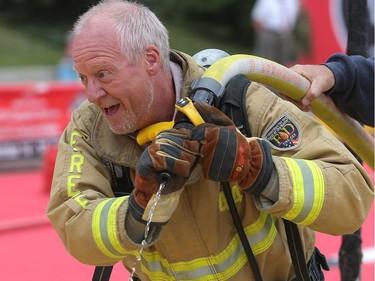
[[262, 114, 301, 151]]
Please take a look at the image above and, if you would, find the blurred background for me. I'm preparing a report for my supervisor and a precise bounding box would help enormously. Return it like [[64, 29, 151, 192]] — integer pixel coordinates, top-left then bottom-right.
[[0, 0, 373, 280], [0, 0, 372, 71]]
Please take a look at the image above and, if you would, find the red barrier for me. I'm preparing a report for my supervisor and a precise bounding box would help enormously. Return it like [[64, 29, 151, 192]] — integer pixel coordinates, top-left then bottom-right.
[[0, 82, 84, 167], [299, 0, 373, 64]]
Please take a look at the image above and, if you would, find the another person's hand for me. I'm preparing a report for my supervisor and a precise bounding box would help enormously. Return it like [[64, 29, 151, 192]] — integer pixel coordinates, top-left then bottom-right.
[[283, 64, 336, 111], [191, 102, 274, 195], [129, 128, 200, 225]]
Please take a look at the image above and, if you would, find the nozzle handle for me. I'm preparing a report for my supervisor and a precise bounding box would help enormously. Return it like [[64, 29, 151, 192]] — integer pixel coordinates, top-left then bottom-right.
[[158, 172, 171, 184]]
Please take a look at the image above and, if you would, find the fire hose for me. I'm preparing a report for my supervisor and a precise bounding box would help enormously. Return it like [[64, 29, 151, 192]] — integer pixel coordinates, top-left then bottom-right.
[[138, 54, 374, 170]]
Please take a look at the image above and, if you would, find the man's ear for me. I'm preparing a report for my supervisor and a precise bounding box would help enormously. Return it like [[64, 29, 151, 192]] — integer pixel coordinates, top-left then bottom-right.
[[144, 45, 160, 74]]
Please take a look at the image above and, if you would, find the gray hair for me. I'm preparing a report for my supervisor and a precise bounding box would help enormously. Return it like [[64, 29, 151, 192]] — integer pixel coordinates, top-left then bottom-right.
[[72, 0, 171, 71]]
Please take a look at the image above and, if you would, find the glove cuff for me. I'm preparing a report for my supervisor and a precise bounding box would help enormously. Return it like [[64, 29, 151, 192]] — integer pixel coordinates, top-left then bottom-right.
[[248, 163, 275, 195], [247, 140, 275, 195]]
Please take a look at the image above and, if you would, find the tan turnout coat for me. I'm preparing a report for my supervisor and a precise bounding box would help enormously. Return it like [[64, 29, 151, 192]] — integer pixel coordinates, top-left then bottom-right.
[[47, 50, 374, 281]]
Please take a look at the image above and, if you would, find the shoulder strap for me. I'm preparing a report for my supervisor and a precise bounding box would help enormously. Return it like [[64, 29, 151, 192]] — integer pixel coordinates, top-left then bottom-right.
[[217, 74, 252, 137], [218, 74, 265, 280], [219, 74, 311, 280], [284, 220, 310, 280], [92, 266, 113, 281]]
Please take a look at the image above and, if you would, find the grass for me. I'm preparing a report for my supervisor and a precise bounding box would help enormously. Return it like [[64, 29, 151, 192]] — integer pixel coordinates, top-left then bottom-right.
[[0, 24, 64, 66], [167, 23, 252, 56], [0, 20, 252, 67]]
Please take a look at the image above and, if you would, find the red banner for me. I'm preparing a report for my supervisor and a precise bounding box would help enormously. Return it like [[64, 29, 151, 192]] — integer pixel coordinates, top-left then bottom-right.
[[0, 82, 84, 164], [300, 0, 373, 64]]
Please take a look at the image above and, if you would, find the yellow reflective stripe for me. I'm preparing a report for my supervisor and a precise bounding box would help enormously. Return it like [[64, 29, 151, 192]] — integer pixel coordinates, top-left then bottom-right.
[[282, 158, 325, 225], [138, 213, 276, 280], [141, 239, 247, 280], [299, 160, 324, 225], [92, 197, 131, 259], [249, 214, 277, 254], [283, 158, 305, 220], [141, 267, 175, 281]]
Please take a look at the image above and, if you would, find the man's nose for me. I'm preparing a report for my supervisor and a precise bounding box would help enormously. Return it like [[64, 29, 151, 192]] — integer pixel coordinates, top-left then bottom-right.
[[86, 80, 105, 102]]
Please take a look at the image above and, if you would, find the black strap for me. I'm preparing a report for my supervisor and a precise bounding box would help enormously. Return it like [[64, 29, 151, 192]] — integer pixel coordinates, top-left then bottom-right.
[[223, 182, 263, 281], [219, 75, 263, 279], [92, 266, 113, 281], [284, 220, 310, 280], [221, 74, 312, 280], [218, 74, 252, 137]]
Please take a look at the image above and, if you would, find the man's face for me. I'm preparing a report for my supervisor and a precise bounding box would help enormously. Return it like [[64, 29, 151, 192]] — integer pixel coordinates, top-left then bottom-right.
[[72, 26, 155, 135]]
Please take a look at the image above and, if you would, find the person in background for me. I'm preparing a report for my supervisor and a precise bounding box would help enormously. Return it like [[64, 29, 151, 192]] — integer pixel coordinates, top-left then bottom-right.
[[250, 0, 300, 66], [55, 33, 78, 82], [289, 53, 374, 126], [46, 1, 374, 280]]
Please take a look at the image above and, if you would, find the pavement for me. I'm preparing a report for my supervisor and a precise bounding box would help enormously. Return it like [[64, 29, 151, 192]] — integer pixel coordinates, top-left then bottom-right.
[[0, 170, 129, 281]]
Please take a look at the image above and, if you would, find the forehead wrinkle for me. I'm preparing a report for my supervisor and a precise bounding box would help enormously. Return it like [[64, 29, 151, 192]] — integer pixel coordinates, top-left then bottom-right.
[[73, 25, 123, 70]]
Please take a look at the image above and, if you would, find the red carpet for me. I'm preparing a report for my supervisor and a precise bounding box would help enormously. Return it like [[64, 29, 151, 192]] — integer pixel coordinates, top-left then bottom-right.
[[0, 168, 373, 280]]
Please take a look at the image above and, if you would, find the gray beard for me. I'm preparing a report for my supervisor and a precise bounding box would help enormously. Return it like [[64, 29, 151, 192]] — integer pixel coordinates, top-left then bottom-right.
[[109, 84, 155, 135]]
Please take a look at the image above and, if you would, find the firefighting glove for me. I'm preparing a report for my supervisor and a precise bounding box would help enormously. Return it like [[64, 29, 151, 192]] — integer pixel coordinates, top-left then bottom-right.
[[128, 128, 200, 226], [190, 102, 274, 195]]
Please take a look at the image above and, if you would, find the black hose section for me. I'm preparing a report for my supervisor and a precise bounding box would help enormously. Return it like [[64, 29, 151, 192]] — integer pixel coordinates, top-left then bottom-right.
[[340, 1, 368, 280], [346, 0, 369, 56]]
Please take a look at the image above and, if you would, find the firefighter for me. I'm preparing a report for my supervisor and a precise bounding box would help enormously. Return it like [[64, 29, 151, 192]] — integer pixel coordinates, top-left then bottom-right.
[[47, 1, 374, 280]]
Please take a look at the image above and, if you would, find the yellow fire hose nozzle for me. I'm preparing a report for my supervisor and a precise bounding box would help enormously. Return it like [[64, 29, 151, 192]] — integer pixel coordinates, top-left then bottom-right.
[[136, 97, 204, 145], [174, 97, 205, 126], [136, 121, 174, 145]]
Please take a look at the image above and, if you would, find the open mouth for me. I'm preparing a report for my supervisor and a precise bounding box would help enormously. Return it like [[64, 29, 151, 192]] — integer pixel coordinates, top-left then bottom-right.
[[104, 104, 120, 116]]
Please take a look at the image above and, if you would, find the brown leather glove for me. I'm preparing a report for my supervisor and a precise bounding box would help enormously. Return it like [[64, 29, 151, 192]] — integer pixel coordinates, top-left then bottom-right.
[[191, 102, 274, 195], [129, 128, 200, 226]]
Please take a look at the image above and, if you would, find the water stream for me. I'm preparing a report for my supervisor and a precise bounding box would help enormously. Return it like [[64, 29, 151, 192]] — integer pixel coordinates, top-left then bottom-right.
[[128, 180, 167, 281]]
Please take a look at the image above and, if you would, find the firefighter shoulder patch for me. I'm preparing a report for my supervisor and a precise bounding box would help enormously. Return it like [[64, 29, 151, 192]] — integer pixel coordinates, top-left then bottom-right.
[[262, 114, 301, 151]]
